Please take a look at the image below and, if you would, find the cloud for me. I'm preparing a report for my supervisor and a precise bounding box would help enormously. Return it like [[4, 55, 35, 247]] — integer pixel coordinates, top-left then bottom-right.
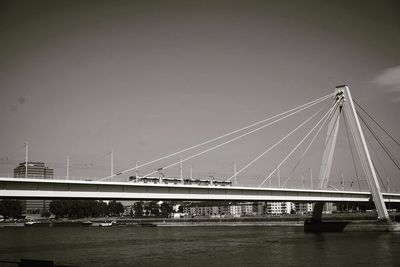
[[373, 66, 400, 102]]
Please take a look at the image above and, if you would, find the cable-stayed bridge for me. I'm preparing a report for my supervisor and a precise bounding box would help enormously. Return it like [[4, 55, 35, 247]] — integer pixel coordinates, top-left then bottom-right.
[[1, 85, 400, 226], [1, 177, 400, 203]]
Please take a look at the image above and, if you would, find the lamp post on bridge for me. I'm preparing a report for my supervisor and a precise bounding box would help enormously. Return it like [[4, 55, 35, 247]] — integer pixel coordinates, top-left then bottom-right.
[[24, 142, 28, 178], [110, 150, 114, 180], [135, 161, 139, 179], [66, 156, 70, 180], [233, 160, 237, 186], [179, 157, 183, 182], [278, 167, 281, 188]]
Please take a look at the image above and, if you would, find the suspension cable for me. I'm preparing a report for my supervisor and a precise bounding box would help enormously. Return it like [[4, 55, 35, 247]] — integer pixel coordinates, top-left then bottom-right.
[[343, 111, 362, 191], [259, 103, 337, 187], [365, 129, 391, 192], [357, 111, 400, 171], [316, 101, 345, 189], [0, 144, 26, 162], [354, 100, 400, 147], [362, 125, 389, 191], [225, 100, 333, 182], [100, 93, 334, 180], [281, 103, 338, 187], [140, 96, 333, 179]]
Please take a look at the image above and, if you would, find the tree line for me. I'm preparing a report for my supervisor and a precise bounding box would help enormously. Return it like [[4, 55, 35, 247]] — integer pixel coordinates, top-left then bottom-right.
[[0, 199, 23, 219], [0, 199, 175, 219], [49, 200, 124, 218]]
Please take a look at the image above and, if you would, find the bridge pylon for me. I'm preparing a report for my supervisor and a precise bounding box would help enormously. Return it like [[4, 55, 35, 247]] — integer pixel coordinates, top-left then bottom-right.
[[312, 85, 389, 222]]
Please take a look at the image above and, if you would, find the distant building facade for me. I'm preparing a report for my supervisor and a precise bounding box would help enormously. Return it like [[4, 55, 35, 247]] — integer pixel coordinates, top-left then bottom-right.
[[229, 204, 242, 217], [294, 202, 313, 214], [14, 162, 54, 179], [183, 202, 265, 217], [189, 205, 229, 217], [14, 162, 54, 213], [265, 202, 294, 215], [181, 201, 318, 217]]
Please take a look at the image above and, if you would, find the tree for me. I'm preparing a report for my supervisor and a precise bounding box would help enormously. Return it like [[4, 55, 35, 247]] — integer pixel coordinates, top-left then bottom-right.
[[49, 200, 66, 218], [98, 201, 108, 217], [108, 200, 124, 216], [133, 201, 144, 217], [145, 201, 160, 217], [0, 199, 23, 219], [41, 209, 51, 218], [178, 205, 184, 213], [49, 200, 125, 218], [160, 201, 173, 217]]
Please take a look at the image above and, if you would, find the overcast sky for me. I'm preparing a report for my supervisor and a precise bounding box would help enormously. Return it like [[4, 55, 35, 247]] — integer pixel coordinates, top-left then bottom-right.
[[1, 1, 399, 189]]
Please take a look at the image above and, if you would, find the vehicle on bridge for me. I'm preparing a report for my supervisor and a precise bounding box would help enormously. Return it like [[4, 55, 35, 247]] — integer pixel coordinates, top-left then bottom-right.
[[128, 176, 232, 187]]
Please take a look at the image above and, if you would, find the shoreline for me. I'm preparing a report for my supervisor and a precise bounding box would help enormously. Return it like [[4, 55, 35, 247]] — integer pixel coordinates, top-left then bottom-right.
[[1, 213, 399, 229]]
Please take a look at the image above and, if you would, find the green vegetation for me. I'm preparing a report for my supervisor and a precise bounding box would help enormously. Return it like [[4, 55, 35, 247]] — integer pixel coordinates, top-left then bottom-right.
[[160, 201, 173, 217], [0, 199, 23, 219], [49, 200, 124, 218], [133, 201, 144, 217], [144, 201, 160, 216]]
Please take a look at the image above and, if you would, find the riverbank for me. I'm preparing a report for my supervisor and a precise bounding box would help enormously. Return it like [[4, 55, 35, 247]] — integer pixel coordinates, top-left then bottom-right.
[[1, 212, 398, 228]]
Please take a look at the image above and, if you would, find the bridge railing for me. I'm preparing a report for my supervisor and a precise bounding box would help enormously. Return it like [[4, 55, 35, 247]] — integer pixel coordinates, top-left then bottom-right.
[[0, 174, 100, 182], [1, 173, 396, 193]]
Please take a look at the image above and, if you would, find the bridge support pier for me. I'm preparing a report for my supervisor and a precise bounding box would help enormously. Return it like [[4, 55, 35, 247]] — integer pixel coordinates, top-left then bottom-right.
[[304, 202, 349, 232]]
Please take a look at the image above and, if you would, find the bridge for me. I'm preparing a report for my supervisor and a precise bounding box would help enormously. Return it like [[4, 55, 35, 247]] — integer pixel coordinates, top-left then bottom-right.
[[1, 177, 400, 203], [1, 85, 400, 225]]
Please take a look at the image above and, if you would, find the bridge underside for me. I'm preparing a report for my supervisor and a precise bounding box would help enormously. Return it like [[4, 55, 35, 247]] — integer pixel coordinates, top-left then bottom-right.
[[1, 178, 400, 203]]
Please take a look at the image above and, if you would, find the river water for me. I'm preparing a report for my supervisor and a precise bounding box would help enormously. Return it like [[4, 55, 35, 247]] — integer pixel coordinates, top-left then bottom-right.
[[1, 226, 400, 266]]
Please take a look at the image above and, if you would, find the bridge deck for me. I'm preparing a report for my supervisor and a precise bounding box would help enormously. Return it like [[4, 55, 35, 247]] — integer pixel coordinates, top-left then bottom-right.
[[1, 178, 400, 203]]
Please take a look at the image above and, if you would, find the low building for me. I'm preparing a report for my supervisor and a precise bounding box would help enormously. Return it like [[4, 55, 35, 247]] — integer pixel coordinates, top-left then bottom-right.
[[265, 202, 294, 215], [294, 202, 313, 214], [229, 204, 242, 217], [185, 202, 229, 217]]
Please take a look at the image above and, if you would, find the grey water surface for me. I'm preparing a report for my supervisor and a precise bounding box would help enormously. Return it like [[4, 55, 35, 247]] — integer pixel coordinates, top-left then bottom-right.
[[1, 226, 399, 266]]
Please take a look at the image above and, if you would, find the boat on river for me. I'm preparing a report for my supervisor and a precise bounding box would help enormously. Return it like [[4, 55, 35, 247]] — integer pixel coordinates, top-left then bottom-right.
[[24, 221, 51, 227], [99, 221, 115, 227]]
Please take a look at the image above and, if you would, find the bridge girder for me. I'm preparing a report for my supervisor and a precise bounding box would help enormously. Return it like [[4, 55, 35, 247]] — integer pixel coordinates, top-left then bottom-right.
[[1, 178, 399, 203]]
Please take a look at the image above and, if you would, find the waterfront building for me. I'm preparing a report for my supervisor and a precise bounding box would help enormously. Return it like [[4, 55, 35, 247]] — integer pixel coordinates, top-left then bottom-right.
[[294, 202, 313, 214], [265, 202, 294, 215], [241, 202, 254, 215], [323, 202, 337, 214], [185, 202, 229, 217], [14, 162, 54, 213], [182, 205, 190, 214], [229, 204, 242, 217], [230, 202, 257, 216]]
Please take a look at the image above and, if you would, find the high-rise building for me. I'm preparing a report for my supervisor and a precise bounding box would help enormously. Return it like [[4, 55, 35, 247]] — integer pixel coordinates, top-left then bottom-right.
[[14, 162, 54, 213], [14, 162, 54, 179]]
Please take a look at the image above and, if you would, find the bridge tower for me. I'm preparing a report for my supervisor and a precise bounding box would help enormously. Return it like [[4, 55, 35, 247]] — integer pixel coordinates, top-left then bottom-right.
[[313, 85, 389, 221]]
